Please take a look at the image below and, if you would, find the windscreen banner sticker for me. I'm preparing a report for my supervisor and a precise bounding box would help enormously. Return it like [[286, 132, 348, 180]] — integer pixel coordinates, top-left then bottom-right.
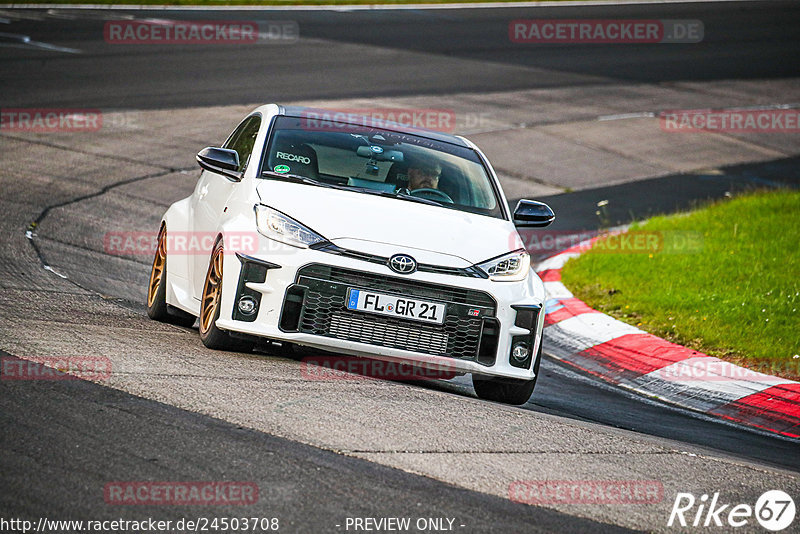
[[276, 151, 311, 164]]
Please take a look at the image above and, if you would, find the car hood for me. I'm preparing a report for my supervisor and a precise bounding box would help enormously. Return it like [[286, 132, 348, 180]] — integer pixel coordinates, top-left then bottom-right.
[[256, 180, 519, 266]]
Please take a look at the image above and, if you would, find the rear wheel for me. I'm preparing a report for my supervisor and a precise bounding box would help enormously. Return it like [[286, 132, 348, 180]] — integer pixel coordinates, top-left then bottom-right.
[[472, 344, 542, 405], [146, 224, 195, 327], [199, 239, 253, 352]]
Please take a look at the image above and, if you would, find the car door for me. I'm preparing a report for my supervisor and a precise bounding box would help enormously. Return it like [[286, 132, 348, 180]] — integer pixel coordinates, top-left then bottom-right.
[[190, 115, 261, 300]]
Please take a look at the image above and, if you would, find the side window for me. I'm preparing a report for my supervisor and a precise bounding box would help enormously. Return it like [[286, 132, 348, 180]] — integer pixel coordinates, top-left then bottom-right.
[[223, 116, 261, 172]]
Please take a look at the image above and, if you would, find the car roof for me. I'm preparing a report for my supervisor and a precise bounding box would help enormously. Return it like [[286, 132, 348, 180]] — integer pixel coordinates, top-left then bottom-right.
[[278, 105, 470, 148]]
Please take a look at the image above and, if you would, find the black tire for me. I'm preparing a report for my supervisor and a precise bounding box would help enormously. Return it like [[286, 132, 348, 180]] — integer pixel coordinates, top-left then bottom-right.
[[146, 224, 196, 328], [472, 344, 542, 405], [198, 239, 253, 352]]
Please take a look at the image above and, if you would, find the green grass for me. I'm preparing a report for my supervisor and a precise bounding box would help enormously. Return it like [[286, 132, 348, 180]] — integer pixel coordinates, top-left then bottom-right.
[[561, 189, 800, 379]]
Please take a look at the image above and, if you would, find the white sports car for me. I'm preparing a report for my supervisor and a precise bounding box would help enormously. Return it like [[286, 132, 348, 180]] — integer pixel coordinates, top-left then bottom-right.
[[147, 104, 555, 404]]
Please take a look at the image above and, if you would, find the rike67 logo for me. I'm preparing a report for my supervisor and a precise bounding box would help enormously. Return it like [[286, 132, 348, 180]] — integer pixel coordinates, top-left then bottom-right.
[[668, 490, 795, 531]]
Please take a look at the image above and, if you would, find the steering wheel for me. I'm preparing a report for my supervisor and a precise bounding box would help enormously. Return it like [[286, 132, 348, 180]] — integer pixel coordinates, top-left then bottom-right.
[[409, 188, 454, 204]]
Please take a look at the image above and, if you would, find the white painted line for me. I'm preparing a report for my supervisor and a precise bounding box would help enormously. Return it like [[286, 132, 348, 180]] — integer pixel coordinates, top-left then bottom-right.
[[546, 313, 642, 353], [43, 265, 69, 279], [643, 357, 793, 387], [0, 40, 81, 53], [536, 251, 580, 272], [543, 281, 573, 300], [598, 112, 655, 121], [138, 17, 176, 24], [0, 31, 81, 53], [30, 40, 81, 53], [0, 30, 26, 41], [544, 326, 602, 357], [0, 9, 44, 20], [47, 9, 135, 20]]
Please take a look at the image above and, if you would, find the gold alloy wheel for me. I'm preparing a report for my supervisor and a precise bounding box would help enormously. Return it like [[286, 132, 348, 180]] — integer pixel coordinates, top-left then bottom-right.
[[147, 226, 167, 308], [200, 244, 224, 335]]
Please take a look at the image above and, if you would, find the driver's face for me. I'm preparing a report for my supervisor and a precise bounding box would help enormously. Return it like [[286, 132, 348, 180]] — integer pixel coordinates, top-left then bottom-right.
[[408, 167, 440, 190]]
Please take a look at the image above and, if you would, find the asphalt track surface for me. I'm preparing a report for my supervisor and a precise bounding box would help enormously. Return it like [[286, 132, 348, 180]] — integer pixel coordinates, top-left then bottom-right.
[[1, 353, 631, 533], [1, 2, 800, 532], [0, 1, 799, 109]]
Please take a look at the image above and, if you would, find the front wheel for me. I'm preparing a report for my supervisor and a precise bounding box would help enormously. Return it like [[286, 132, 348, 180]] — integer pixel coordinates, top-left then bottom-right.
[[146, 224, 196, 327], [472, 345, 542, 405], [199, 239, 253, 352]]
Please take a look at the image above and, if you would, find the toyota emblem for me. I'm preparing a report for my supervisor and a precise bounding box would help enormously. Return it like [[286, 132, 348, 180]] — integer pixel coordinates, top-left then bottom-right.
[[388, 254, 417, 274]]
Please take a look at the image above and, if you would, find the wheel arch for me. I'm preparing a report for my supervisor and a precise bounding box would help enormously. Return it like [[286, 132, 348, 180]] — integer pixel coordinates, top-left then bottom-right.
[[160, 197, 197, 315]]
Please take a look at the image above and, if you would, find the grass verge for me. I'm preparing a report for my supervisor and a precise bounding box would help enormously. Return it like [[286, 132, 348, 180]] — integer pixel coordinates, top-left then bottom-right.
[[561, 189, 800, 380]]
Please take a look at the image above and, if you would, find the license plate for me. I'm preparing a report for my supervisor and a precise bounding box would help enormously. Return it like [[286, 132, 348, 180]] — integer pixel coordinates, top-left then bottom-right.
[[345, 288, 446, 325]]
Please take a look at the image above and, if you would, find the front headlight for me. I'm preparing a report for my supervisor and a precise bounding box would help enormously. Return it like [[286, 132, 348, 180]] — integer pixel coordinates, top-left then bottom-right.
[[254, 205, 327, 248], [476, 249, 530, 282]]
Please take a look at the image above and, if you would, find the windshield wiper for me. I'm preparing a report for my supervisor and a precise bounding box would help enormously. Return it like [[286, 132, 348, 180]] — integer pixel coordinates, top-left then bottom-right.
[[394, 191, 443, 207], [352, 188, 443, 207], [261, 170, 341, 189], [262, 171, 442, 206], [261, 170, 326, 186]]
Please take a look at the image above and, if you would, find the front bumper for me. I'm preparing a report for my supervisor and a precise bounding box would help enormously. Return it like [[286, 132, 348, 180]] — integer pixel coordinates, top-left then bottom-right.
[[214, 235, 546, 380]]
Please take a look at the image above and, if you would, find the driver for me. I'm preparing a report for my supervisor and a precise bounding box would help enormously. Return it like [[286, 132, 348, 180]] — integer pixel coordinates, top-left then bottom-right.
[[406, 154, 442, 191]]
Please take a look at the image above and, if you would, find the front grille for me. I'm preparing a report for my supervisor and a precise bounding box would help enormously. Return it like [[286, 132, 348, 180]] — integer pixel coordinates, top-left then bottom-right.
[[289, 264, 497, 363], [311, 242, 487, 278], [329, 313, 449, 354], [298, 264, 495, 306]]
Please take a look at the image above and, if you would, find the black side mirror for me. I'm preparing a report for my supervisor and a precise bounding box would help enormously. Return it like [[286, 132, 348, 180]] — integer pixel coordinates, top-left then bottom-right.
[[513, 200, 555, 228], [196, 147, 242, 181]]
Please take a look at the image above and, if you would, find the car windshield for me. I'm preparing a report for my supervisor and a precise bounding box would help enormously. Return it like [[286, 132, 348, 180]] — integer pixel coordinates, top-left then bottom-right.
[[259, 115, 503, 218]]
